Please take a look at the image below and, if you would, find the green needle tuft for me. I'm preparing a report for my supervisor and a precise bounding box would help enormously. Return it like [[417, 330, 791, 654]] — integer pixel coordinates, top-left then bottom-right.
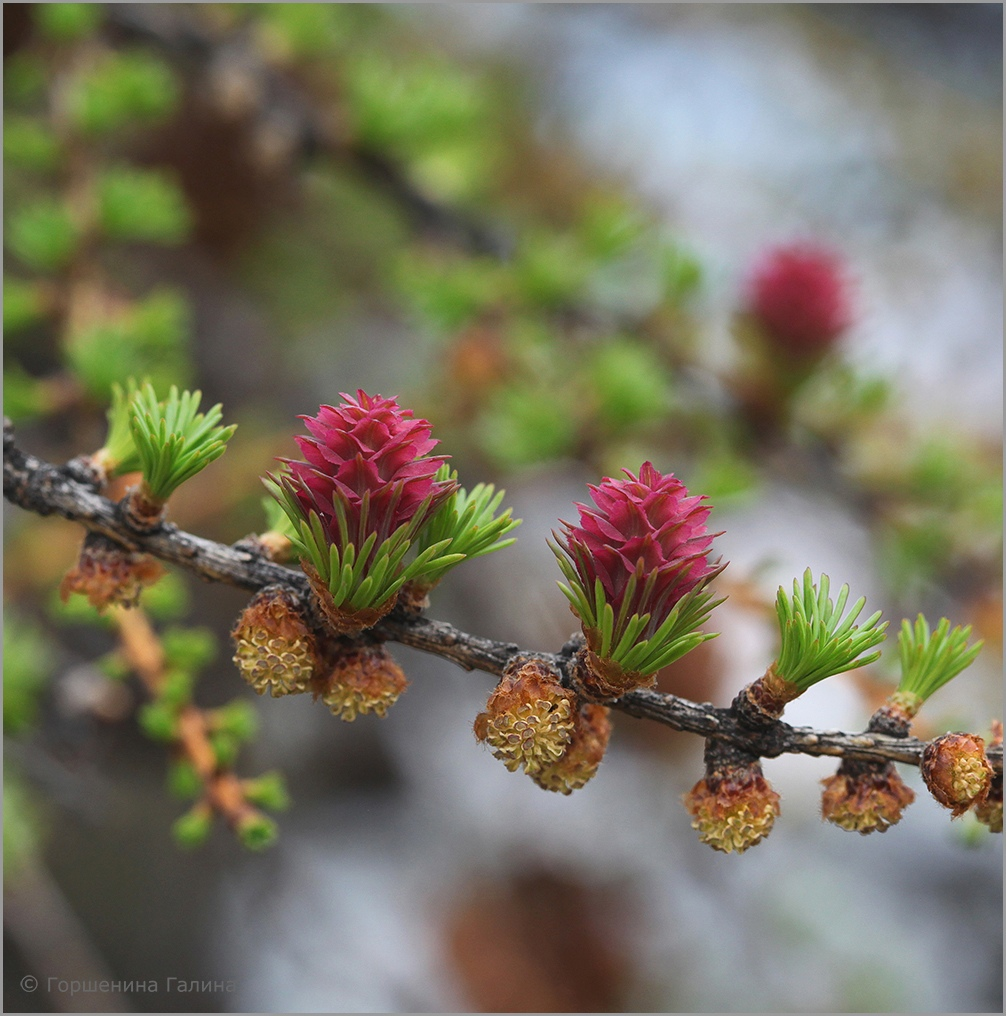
[[773, 568, 887, 692]]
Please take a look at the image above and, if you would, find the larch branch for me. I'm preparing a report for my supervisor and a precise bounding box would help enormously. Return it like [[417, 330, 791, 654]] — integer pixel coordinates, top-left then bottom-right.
[[4, 419, 1001, 775]]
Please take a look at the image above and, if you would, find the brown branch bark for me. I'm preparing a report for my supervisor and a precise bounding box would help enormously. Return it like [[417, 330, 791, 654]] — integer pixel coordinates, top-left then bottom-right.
[[4, 419, 1001, 776]]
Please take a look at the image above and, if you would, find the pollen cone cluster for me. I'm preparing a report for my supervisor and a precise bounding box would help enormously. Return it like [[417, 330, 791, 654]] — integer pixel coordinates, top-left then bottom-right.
[[921, 733, 993, 817], [820, 760, 915, 834], [530, 701, 612, 795], [972, 775, 1003, 833], [316, 644, 408, 721], [474, 659, 576, 775], [973, 721, 1003, 833], [231, 586, 317, 697], [684, 751, 780, 854], [474, 659, 612, 793], [60, 531, 164, 610]]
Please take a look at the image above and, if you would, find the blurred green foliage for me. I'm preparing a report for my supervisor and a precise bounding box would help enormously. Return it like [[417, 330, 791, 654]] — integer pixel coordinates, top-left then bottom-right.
[[240, 170, 407, 336], [3, 614, 53, 881], [65, 290, 192, 398], [584, 338, 670, 434], [242, 771, 291, 812], [396, 253, 508, 333], [209, 700, 260, 743], [6, 197, 79, 272], [479, 381, 581, 469], [166, 759, 203, 801], [158, 668, 196, 711], [3, 275, 48, 335], [96, 166, 192, 244], [514, 231, 593, 310], [346, 50, 500, 201], [3, 772, 44, 881], [65, 51, 179, 136], [3, 614, 54, 734], [4, 53, 50, 106], [3, 115, 62, 173], [253, 2, 353, 59], [3, 4, 195, 423], [138, 700, 180, 743], [172, 804, 214, 850], [162, 626, 219, 672], [1, 362, 48, 420], [34, 2, 104, 43], [140, 570, 191, 622], [236, 813, 278, 851], [48, 585, 113, 627]]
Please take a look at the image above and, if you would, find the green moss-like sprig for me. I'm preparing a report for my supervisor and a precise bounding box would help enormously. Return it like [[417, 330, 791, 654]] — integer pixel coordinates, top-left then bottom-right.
[[773, 568, 887, 693], [129, 382, 236, 505], [735, 570, 887, 726], [93, 378, 142, 477], [410, 466, 520, 592], [889, 615, 983, 719]]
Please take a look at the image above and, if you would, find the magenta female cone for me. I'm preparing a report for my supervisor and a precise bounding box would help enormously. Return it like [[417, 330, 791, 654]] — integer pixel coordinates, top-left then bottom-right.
[[555, 461, 722, 698], [284, 391, 453, 546], [746, 243, 853, 360], [276, 391, 457, 631]]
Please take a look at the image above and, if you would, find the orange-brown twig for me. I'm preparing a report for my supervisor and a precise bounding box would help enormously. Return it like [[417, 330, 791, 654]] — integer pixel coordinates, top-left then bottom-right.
[[110, 605, 263, 833]]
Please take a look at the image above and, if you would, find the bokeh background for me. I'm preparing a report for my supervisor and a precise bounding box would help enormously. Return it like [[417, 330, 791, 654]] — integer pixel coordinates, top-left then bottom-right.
[[4, 4, 1002, 1013]]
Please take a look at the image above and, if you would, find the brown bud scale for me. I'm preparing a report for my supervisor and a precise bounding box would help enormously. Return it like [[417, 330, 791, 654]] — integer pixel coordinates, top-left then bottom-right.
[[732, 665, 797, 728], [397, 580, 432, 617], [60, 532, 164, 610], [876, 692, 921, 727], [303, 561, 397, 634], [867, 700, 915, 737], [570, 641, 648, 702], [121, 485, 167, 531]]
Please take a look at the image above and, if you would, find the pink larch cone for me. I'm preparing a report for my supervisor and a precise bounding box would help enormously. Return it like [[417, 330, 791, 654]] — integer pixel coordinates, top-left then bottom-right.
[[746, 242, 853, 359]]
